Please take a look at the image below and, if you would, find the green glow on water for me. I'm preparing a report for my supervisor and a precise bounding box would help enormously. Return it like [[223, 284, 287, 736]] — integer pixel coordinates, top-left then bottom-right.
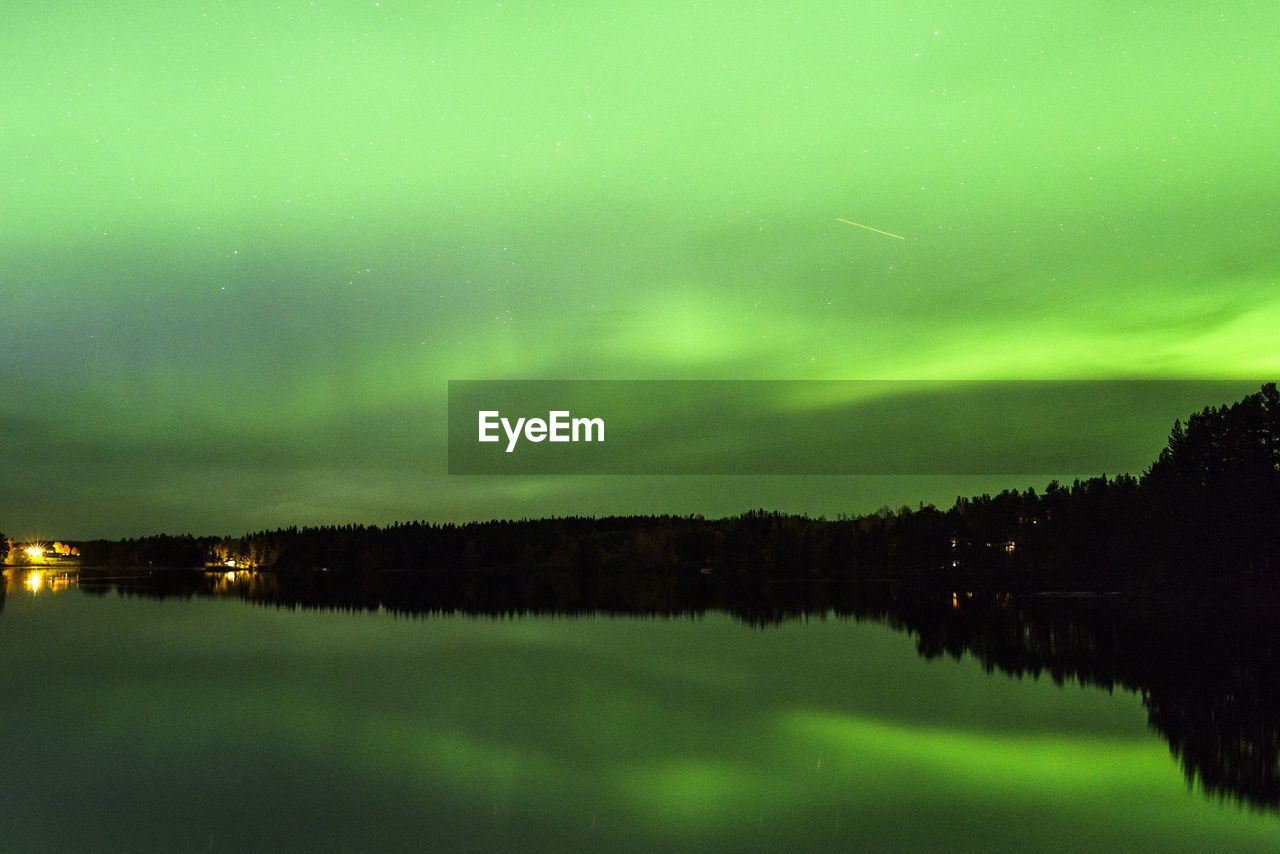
[[789, 710, 1169, 797], [2, 591, 1277, 850]]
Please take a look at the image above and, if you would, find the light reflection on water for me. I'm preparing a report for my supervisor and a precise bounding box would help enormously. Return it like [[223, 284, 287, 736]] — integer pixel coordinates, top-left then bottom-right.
[[3, 567, 78, 596], [0, 569, 1276, 852]]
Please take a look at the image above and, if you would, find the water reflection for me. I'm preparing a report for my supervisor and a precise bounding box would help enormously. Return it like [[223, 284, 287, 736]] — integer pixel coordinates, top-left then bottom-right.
[[5, 565, 1278, 812], [2, 568, 79, 596]]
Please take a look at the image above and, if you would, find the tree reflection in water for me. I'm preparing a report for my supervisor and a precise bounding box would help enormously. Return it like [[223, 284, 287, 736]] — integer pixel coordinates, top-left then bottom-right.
[[27, 565, 1280, 812]]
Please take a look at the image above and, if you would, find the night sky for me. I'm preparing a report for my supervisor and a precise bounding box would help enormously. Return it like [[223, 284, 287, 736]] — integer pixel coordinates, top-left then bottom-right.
[[4, 3, 1277, 538]]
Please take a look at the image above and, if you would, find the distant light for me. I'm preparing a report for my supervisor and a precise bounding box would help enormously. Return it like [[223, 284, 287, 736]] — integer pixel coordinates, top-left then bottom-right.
[[26, 546, 44, 559]]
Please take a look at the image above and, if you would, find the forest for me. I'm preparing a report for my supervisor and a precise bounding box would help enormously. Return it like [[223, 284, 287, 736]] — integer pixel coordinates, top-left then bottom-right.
[[69, 382, 1279, 592]]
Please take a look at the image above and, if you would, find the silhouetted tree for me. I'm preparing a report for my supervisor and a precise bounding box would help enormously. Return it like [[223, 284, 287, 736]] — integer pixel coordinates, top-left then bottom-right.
[[1142, 382, 1280, 576]]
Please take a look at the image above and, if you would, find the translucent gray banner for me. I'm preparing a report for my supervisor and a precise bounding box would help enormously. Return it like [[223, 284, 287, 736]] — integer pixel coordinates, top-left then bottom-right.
[[447, 380, 1265, 475]]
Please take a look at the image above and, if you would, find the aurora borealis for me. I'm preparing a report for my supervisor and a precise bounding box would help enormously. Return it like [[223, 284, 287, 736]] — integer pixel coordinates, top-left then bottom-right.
[[3, 2, 1277, 537]]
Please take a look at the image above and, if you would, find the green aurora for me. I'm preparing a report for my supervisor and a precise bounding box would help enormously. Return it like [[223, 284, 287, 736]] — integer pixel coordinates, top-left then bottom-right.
[[3, 2, 1277, 536]]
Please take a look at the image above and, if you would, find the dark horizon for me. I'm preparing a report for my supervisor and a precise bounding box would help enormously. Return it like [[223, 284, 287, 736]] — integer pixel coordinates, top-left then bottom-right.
[[12, 382, 1276, 591], [5, 378, 1269, 540]]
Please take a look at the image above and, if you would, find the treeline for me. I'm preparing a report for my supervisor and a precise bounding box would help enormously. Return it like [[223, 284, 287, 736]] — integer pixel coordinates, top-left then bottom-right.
[[76, 533, 213, 569], [74, 383, 1280, 591]]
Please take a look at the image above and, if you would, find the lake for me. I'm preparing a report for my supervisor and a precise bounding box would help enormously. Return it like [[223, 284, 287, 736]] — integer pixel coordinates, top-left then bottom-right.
[[2, 568, 1277, 852]]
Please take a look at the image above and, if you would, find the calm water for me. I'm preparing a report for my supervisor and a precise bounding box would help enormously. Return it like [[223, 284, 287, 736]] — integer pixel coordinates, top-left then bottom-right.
[[2, 568, 1277, 852]]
